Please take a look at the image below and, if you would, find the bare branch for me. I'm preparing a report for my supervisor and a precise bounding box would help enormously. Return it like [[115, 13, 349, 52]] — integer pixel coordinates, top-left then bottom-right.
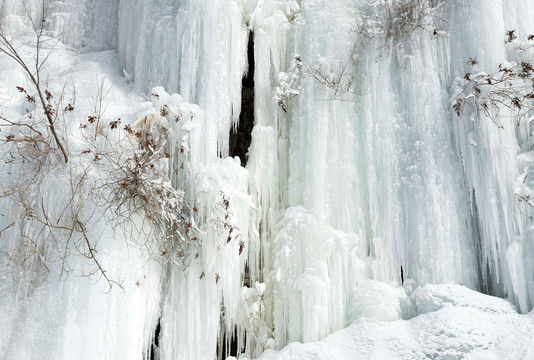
[[77, 220, 123, 291]]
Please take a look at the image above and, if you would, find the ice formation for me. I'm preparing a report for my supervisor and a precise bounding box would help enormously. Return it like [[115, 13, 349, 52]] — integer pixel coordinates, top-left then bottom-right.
[[1, 0, 534, 359], [259, 283, 534, 360]]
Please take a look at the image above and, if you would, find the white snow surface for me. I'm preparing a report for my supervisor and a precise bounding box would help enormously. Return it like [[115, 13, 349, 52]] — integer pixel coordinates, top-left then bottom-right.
[[259, 283, 534, 360], [1, 0, 534, 359]]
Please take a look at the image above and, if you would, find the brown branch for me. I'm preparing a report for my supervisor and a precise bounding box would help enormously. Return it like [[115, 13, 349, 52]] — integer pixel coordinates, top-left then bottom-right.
[[0, 6, 69, 163], [76, 220, 123, 291], [0, 115, 43, 136]]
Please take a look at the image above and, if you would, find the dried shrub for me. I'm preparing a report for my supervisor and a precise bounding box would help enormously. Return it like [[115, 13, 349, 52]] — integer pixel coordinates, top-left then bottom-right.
[[84, 113, 200, 265], [452, 43, 534, 127], [276, 55, 358, 112], [357, 0, 444, 43]]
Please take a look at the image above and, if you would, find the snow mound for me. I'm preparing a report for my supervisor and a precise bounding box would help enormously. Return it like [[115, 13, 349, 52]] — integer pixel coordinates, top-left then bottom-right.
[[257, 284, 534, 360]]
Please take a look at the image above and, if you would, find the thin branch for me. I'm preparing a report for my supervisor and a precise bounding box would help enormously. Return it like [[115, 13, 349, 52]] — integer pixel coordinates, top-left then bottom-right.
[[77, 220, 123, 291]]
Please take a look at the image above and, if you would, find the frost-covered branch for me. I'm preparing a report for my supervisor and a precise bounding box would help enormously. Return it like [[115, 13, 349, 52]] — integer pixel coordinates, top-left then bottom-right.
[[0, 1, 69, 162], [452, 35, 534, 127], [357, 0, 445, 43], [80, 114, 189, 262], [275, 56, 303, 112], [275, 55, 358, 112]]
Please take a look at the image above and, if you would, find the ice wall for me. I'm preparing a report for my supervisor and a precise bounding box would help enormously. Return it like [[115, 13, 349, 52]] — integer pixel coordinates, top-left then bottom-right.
[[246, 0, 534, 347], [0, 0, 119, 50], [355, 3, 478, 287], [2, 0, 534, 359], [446, 0, 534, 313], [118, 0, 250, 157]]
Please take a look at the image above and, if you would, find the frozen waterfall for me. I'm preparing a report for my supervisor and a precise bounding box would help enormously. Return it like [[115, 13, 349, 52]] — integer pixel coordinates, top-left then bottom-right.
[[1, 0, 534, 359]]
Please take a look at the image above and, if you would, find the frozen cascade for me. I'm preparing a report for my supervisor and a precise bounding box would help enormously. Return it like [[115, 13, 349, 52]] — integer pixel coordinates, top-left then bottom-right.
[[118, 0, 250, 158], [0, 0, 119, 50], [1, 0, 534, 359]]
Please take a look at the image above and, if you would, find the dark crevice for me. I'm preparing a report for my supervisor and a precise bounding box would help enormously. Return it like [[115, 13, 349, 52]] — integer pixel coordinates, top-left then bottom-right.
[[471, 189, 486, 294], [229, 31, 255, 166], [217, 326, 245, 360], [216, 30, 255, 360], [148, 318, 161, 360], [243, 263, 251, 288]]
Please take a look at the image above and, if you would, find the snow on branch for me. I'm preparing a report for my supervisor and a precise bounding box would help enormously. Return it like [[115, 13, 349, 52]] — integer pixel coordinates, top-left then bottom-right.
[[357, 0, 446, 43], [452, 32, 534, 127], [275, 55, 358, 112]]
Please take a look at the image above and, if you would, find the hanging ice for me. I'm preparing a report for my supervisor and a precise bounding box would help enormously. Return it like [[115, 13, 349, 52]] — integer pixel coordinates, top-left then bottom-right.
[[1, 0, 534, 359]]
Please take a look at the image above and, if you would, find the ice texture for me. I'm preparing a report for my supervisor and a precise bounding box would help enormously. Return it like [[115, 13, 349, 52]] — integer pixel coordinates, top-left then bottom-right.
[[258, 284, 534, 360], [1, 0, 534, 359]]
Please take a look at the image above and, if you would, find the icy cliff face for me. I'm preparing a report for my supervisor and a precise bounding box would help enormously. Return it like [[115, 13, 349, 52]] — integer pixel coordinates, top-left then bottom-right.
[[1, 0, 534, 359], [0, 0, 119, 50]]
